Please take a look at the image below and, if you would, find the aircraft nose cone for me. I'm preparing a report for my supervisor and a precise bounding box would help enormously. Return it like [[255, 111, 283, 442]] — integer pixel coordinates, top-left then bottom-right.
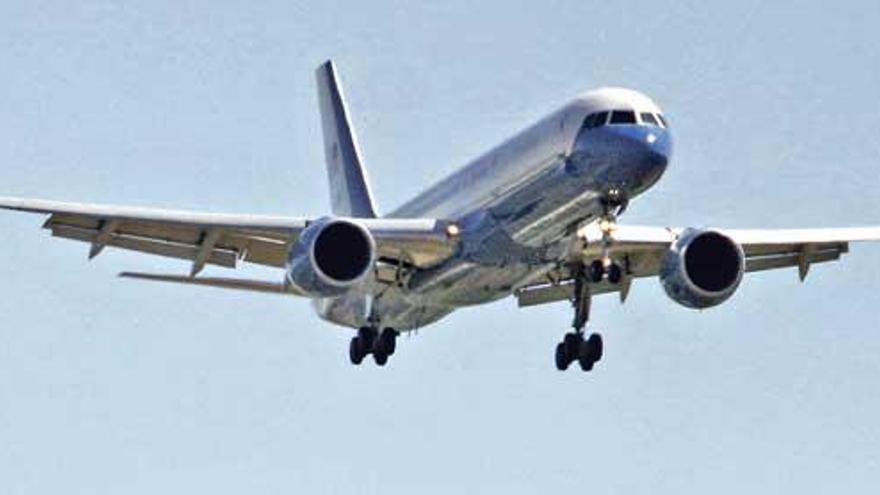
[[605, 125, 672, 189], [570, 124, 672, 195], [643, 127, 673, 163], [640, 128, 671, 180]]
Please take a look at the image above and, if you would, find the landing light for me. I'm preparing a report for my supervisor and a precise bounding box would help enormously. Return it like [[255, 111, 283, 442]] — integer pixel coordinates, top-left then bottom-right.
[[446, 223, 461, 237], [599, 219, 617, 234]]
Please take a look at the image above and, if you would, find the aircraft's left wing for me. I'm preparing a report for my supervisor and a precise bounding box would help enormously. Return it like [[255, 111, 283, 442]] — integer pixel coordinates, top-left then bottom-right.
[[0, 196, 458, 276], [516, 224, 880, 307]]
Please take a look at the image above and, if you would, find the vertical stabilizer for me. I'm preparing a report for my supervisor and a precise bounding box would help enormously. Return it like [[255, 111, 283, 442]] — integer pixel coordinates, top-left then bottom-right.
[[315, 60, 378, 218]]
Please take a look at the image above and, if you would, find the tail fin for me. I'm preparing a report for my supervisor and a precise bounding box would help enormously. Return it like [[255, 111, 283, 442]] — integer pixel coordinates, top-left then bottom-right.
[[315, 60, 378, 218]]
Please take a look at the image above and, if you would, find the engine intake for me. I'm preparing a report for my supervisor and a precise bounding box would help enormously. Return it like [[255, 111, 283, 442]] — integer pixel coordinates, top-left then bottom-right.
[[286, 217, 376, 297], [660, 228, 745, 309]]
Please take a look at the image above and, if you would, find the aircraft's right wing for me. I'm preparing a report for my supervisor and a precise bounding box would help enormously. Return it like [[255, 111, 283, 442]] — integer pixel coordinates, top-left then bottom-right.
[[516, 224, 880, 307], [0, 196, 459, 278]]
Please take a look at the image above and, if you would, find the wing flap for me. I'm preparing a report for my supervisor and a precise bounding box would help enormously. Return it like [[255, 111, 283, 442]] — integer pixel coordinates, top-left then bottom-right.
[[517, 279, 621, 307], [745, 247, 843, 273], [51, 223, 239, 268]]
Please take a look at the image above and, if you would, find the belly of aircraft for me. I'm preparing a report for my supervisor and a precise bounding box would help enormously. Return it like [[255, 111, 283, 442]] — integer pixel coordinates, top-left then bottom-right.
[[317, 142, 620, 332]]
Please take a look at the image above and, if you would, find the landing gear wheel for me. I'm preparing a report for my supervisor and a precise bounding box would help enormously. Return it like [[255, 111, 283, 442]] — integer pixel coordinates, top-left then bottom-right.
[[577, 333, 603, 371], [577, 353, 594, 371], [558, 264, 606, 372], [373, 350, 389, 366], [379, 328, 397, 356], [589, 260, 605, 283], [357, 327, 376, 349], [555, 333, 583, 371], [607, 264, 623, 285], [555, 343, 569, 371], [586, 333, 603, 362], [349, 337, 365, 365], [563, 333, 581, 356]]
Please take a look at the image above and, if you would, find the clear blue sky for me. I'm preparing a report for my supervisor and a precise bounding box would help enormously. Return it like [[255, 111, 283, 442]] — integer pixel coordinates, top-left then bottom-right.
[[2, 1, 880, 493]]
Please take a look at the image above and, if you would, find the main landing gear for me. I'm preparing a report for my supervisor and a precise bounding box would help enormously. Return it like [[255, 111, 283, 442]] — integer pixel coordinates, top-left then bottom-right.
[[554, 189, 627, 372], [555, 265, 604, 372], [349, 327, 398, 366]]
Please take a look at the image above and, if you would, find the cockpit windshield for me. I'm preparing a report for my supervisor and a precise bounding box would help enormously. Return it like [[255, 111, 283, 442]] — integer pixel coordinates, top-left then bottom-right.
[[582, 111, 609, 129], [582, 110, 668, 131], [609, 110, 637, 124], [640, 112, 659, 126]]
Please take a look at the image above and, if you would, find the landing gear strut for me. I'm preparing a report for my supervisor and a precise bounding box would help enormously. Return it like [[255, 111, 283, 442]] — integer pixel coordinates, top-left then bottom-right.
[[588, 188, 628, 285], [555, 267, 603, 372], [555, 190, 628, 372], [349, 327, 398, 367]]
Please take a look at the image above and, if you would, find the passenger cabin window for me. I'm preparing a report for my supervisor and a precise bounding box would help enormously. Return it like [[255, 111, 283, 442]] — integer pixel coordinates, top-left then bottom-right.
[[609, 110, 637, 125], [640, 112, 659, 126]]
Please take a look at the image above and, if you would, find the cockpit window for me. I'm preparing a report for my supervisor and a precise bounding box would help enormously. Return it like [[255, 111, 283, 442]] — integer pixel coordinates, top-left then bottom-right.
[[583, 111, 609, 129], [609, 110, 637, 125], [640, 112, 659, 126], [583, 110, 667, 130]]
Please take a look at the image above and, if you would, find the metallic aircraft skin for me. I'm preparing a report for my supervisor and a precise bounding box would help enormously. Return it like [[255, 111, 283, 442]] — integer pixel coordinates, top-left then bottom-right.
[[315, 88, 672, 331], [5, 60, 877, 372]]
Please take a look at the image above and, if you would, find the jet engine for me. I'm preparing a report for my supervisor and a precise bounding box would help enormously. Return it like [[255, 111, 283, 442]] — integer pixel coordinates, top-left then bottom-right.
[[286, 217, 376, 297], [660, 228, 745, 309]]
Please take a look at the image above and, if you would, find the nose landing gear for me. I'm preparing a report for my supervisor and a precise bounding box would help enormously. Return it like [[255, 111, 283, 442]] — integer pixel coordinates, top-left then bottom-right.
[[588, 188, 628, 284]]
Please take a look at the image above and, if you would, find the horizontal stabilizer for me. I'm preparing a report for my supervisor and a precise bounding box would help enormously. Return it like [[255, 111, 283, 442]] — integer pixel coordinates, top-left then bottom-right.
[[119, 272, 304, 296]]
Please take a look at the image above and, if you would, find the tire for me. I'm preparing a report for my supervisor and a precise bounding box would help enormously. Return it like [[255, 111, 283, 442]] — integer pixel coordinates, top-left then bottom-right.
[[381, 328, 397, 355], [358, 327, 376, 348], [607, 264, 622, 285], [589, 260, 604, 283], [349, 337, 364, 365], [563, 333, 582, 356], [586, 333, 603, 362], [374, 350, 389, 366], [578, 354, 594, 371], [555, 342, 570, 371]]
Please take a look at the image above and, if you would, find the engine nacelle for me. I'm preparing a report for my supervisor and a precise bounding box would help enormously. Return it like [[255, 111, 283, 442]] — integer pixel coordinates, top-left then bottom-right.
[[286, 217, 376, 297], [660, 228, 745, 309]]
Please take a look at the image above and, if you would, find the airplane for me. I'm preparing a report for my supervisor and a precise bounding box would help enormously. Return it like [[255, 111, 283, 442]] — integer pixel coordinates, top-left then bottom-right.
[[2, 60, 879, 372]]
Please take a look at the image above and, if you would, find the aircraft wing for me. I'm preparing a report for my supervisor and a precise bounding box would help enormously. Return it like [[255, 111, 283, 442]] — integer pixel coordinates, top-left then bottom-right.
[[516, 224, 880, 307], [0, 196, 459, 277]]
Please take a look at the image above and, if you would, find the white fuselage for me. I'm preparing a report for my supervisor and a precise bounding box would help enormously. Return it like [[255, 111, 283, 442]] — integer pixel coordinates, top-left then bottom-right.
[[317, 88, 673, 331]]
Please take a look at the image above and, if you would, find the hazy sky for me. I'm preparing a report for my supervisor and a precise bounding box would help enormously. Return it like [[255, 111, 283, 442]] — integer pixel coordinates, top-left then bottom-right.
[[2, 1, 880, 493]]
